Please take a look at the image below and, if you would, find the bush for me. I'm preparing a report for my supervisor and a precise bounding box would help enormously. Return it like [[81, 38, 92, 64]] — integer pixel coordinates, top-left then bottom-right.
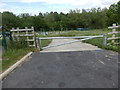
[[7, 38, 28, 49]]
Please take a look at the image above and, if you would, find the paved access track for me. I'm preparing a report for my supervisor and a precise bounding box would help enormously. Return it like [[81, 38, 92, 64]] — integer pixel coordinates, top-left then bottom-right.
[[41, 39, 101, 52]]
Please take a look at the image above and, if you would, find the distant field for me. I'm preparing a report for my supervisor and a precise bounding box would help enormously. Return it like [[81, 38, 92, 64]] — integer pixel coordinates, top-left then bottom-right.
[[36, 29, 111, 37], [53, 30, 110, 36]]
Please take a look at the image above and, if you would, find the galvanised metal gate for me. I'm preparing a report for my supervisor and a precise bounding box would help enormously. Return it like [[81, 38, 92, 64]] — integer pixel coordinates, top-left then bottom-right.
[[37, 35, 106, 50]]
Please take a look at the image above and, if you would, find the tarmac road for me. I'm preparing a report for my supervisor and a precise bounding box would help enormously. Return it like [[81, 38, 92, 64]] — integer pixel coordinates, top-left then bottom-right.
[[2, 50, 118, 88]]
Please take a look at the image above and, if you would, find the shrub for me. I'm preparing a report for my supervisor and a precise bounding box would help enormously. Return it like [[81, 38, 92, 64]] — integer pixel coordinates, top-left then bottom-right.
[[7, 37, 28, 49]]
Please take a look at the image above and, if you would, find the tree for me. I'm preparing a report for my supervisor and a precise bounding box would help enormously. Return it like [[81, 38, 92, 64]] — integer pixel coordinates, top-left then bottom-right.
[[2, 1, 119, 31], [117, 1, 120, 24], [106, 3, 118, 25], [2, 11, 22, 31]]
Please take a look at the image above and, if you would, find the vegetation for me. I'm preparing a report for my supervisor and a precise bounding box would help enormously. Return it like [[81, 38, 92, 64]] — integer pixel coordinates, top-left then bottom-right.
[[1, 1, 120, 31], [49, 29, 110, 37], [41, 39, 52, 47], [1, 39, 37, 72], [84, 38, 120, 53], [2, 48, 31, 71]]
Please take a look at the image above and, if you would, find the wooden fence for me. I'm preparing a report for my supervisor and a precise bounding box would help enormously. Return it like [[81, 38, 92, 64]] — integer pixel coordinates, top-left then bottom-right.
[[10, 27, 36, 47], [107, 24, 120, 45]]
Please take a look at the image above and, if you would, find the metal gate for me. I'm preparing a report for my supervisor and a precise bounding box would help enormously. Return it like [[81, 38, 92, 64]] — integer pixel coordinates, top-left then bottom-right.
[[37, 35, 106, 50]]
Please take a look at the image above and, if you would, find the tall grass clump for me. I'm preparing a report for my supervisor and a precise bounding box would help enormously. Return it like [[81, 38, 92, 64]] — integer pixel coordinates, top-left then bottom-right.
[[2, 38, 37, 71]]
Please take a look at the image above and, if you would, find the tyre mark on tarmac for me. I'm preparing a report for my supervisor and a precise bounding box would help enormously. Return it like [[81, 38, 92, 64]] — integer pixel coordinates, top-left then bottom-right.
[[98, 60, 105, 65]]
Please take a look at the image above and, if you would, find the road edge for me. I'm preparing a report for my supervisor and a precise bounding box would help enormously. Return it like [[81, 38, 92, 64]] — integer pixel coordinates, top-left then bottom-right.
[[0, 52, 33, 80]]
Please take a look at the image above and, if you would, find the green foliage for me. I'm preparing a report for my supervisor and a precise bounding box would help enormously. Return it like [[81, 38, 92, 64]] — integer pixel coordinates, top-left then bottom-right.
[[7, 38, 28, 50], [41, 39, 52, 47], [2, 48, 32, 71], [2, 11, 22, 31], [117, 1, 120, 24], [106, 1, 120, 25], [83, 38, 119, 52], [2, 38, 37, 71], [1, 1, 120, 31]]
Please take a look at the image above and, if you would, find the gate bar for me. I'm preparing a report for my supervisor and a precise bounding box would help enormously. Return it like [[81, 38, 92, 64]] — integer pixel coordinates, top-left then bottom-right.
[[42, 35, 103, 49], [38, 35, 103, 40]]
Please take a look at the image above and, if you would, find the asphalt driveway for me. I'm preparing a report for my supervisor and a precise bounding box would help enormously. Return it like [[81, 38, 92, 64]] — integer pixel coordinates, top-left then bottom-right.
[[2, 50, 118, 88]]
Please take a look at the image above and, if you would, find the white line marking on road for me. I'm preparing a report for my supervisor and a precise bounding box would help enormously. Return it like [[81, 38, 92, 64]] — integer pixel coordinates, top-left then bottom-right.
[[98, 60, 105, 65]]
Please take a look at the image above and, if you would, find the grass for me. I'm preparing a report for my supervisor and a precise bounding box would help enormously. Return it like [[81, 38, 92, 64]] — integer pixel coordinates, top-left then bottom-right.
[[35, 34, 52, 48], [1, 48, 31, 71], [41, 29, 111, 37], [1, 39, 37, 72], [1, 47, 37, 72], [83, 37, 120, 53], [36, 29, 110, 38], [41, 39, 52, 47]]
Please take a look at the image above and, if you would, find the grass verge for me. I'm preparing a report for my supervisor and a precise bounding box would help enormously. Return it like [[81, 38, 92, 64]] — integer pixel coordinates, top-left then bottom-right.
[[1, 48, 37, 72], [83, 37, 120, 53], [1, 37, 38, 72], [41, 39, 52, 47]]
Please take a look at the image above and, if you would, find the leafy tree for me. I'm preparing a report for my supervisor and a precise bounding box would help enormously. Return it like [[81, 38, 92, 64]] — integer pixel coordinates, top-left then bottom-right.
[[1, 1, 119, 31], [33, 16, 47, 31], [2, 11, 22, 31], [117, 1, 120, 24], [106, 3, 118, 25]]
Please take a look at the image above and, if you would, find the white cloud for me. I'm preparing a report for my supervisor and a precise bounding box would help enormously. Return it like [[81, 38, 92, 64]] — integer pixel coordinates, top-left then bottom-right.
[[0, 3, 7, 7], [1, 0, 119, 14], [19, 0, 119, 9], [20, 0, 40, 2], [1, 0, 119, 7], [0, 3, 8, 12], [75, 0, 118, 8], [20, 0, 78, 5], [20, 0, 119, 4]]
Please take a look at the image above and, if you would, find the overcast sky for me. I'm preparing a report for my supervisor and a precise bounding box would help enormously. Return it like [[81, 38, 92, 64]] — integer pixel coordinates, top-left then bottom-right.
[[0, 0, 119, 15]]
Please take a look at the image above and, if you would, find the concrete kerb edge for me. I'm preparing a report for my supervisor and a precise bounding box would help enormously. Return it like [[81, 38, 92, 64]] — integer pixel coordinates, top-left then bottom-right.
[[0, 52, 33, 80]]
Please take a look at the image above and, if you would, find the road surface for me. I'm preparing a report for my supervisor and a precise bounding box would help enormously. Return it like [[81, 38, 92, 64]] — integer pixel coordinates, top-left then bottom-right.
[[2, 39, 119, 88], [2, 50, 118, 88]]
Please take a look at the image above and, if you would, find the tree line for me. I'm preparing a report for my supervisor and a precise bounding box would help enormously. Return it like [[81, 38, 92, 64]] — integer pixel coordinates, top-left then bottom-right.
[[1, 1, 120, 31]]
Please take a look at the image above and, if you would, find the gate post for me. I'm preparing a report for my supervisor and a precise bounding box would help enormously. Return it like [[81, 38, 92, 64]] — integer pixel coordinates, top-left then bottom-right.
[[9, 32, 13, 41], [2, 32, 7, 50], [103, 34, 107, 46], [38, 38, 42, 50]]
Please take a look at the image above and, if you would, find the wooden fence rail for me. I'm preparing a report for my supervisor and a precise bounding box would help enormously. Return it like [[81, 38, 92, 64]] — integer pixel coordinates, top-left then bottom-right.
[[107, 24, 120, 45], [10, 27, 36, 47]]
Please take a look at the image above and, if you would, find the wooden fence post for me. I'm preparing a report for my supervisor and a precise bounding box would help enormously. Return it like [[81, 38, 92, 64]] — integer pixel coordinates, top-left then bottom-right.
[[12, 28, 15, 40], [112, 24, 116, 43], [17, 27, 19, 41], [31, 26, 36, 47], [25, 27, 29, 45]]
